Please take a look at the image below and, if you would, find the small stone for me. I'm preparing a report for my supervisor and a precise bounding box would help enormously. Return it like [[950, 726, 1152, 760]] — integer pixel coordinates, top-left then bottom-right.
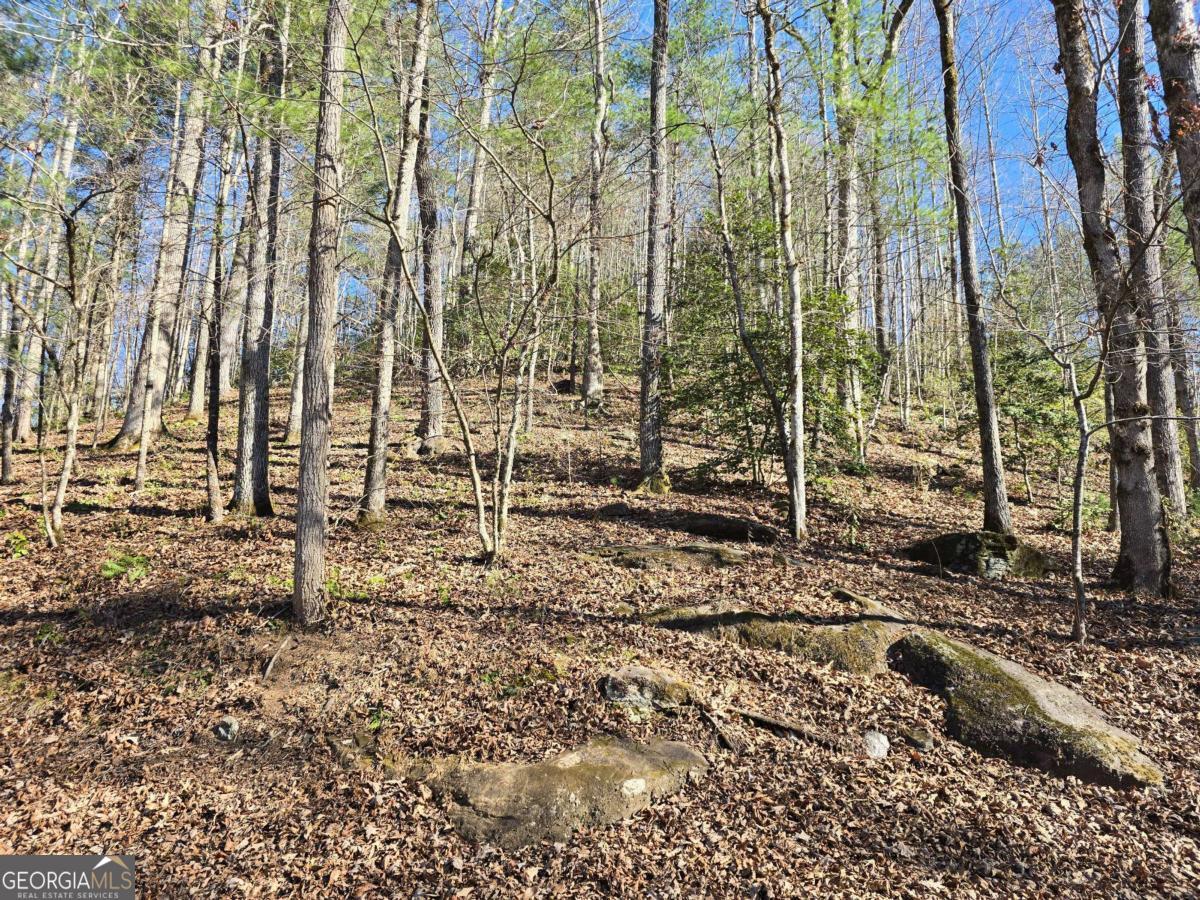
[[862, 730, 890, 759], [601, 664, 692, 711], [215, 716, 239, 742], [899, 726, 935, 751]]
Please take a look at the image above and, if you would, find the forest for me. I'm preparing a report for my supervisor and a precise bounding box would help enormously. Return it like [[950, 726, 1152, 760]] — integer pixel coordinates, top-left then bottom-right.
[[1, 0, 1199, 894]]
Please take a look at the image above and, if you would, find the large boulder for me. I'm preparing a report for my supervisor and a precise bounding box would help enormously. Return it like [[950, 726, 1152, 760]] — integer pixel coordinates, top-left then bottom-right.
[[431, 737, 707, 848], [905, 531, 1051, 579], [887, 631, 1162, 788], [650, 594, 907, 675], [601, 665, 692, 711], [593, 543, 749, 571]]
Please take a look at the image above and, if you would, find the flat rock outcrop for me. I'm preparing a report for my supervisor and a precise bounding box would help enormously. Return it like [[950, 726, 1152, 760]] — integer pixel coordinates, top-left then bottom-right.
[[649, 593, 909, 675], [430, 737, 707, 848], [594, 543, 749, 571]]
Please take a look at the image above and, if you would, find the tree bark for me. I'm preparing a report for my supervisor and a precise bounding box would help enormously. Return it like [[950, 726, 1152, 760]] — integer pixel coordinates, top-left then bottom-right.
[[638, 0, 670, 486], [1052, 0, 1170, 595], [933, 0, 1012, 535], [115, 0, 225, 448], [416, 77, 444, 446], [359, 0, 432, 525], [1118, 0, 1187, 520], [230, 130, 274, 515], [1149, 0, 1200, 288], [581, 0, 609, 410], [758, 0, 806, 537], [294, 0, 351, 625]]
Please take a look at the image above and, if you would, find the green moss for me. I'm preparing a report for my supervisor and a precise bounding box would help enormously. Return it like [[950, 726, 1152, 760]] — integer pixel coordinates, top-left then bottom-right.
[[649, 606, 889, 674], [890, 632, 1163, 788]]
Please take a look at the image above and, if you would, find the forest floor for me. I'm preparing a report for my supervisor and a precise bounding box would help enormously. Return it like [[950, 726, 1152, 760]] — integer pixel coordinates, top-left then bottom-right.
[[1, 381, 1198, 898]]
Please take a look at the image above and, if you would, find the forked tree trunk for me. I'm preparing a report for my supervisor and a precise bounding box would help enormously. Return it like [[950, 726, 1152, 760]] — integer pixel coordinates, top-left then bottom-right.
[[1118, 0, 1187, 520], [294, 0, 351, 625], [933, 0, 1012, 535], [1051, 0, 1170, 596]]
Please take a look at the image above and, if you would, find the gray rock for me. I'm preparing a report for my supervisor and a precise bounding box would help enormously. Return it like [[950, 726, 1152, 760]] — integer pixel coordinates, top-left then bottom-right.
[[601, 665, 692, 711], [899, 726, 935, 751], [888, 631, 1162, 787], [862, 730, 890, 759], [905, 531, 1052, 579], [215, 716, 239, 742], [431, 737, 708, 848]]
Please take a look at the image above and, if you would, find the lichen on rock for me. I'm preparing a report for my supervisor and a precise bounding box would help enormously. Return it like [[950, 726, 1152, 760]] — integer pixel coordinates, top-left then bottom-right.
[[430, 737, 707, 848], [887, 631, 1162, 788], [649, 598, 904, 675], [905, 531, 1052, 579]]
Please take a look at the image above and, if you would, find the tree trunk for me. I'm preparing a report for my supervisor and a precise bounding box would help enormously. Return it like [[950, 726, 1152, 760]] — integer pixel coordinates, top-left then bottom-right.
[[1052, 0, 1170, 595], [581, 0, 609, 410], [638, 0, 669, 487], [230, 130, 274, 515], [416, 77, 444, 446], [933, 0, 1012, 535], [758, 0, 806, 537], [1149, 0, 1200, 288], [1120, 0, 1187, 519], [294, 0, 351, 625], [116, 0, 225, 447], [360, 0, 432, 525]]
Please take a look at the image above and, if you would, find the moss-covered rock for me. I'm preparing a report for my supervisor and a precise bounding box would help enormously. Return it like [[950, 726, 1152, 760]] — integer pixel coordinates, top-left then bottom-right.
[[649, 601, 901, 675], [601, 664, 692, 711], [635, 472, 672, 495], [593, 543, 749, 571], [430, 737, 707, 848], [905, 531, 1052, 579], [887, 631, 1162, 788]]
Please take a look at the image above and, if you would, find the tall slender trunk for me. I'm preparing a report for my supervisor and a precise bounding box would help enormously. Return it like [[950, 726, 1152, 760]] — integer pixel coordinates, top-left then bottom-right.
[[17, 112, 80, 444], [117, 0, 226, 448], [1052, 0, 1170, 595], [581, 0, 609, 410], [416, 77, 444, 446], [638, 0, 670, 487], [360, 0, 432, 525], [230, 129, 274, 515], [758, 0, 807, 537], [285, 302, 308, 444], [933, 0, 1012, 535], [294, 0, 351, 625], [206, 126, 237, 524]]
